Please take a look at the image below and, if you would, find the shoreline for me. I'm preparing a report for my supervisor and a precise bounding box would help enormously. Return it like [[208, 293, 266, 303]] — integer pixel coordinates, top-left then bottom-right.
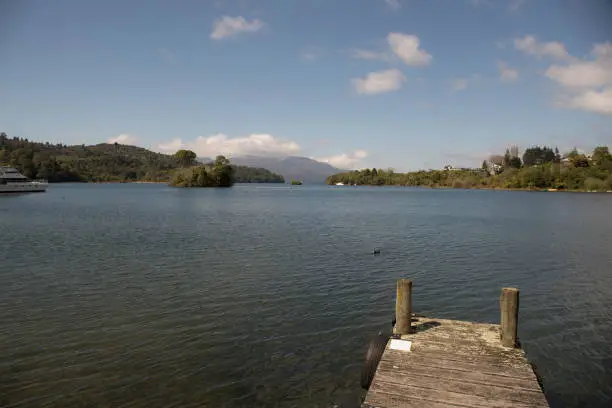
[[50, 181, 168, 184], [51, 180, 287, 185], [327, 184, 612, 193], [48, 181, 612, 193]]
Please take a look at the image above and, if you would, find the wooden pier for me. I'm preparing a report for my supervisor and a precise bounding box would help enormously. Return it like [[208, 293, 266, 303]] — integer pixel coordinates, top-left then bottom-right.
[[361, 280, 549, 408]]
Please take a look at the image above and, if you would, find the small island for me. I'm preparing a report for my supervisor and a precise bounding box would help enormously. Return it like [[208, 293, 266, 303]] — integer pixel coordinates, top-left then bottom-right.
[[290, 180, 303, 185], [326, 145, 612, 192], [168, 150, 286, 188], [169, 153, 234, 188]]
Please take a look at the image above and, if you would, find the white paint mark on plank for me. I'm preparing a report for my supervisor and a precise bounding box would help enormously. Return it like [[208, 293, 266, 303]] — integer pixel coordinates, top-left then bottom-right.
[[389, 339, 412, 352]]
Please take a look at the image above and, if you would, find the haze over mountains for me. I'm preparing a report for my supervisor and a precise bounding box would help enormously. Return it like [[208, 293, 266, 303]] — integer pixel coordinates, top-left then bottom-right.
[[199, 155, 345, 184]]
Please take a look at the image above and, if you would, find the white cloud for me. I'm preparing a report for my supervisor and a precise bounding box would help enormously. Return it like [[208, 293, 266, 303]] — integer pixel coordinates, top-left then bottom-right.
[[317, 150, 369, 169], [108, 134, 138, 145], [513, 35, 569, 60], [498, 61, 518, 81], [210, 16, 264, 40], [157, 133, 301, 157], [593, 42, 612, 59], [352, 69, 406, 95], [557, 88, 612, 115], [387, 33, 432, 66], [384, 0, 401, 10], [545, 45, 612, 89], [544, 42, 612, 115], [351, 49, 391, 61], [157, 138, 184, 153], [511, 34, 612, 114], [452, 78, 468, 91]]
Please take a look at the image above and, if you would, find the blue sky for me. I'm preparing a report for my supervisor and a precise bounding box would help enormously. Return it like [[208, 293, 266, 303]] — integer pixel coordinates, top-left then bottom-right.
[[1, 0, 611, 171]]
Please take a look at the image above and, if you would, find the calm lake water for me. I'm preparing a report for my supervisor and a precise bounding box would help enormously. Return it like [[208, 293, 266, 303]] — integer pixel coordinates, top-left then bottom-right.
[[1, 184, 611, 407]]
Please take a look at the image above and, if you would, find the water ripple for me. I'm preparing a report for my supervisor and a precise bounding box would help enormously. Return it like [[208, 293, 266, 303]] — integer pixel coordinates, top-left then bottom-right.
[[1, 185, 611, 407]]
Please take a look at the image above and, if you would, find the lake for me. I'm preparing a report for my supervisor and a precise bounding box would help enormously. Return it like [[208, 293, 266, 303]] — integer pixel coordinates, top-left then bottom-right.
[[1, 184, 611, 407]]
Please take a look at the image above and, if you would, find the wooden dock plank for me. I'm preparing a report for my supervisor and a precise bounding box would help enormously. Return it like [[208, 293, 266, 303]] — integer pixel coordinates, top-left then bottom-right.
[[380, 350, 538, 381], [362, 316, 549, 408], [373, 371, 548, 406], [377, 360, 542, 391], [364, 390, 478, 408], [368, 381, 548, 408]]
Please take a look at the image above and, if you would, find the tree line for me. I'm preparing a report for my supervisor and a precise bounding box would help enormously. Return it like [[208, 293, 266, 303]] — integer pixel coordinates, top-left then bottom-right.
[[326, 145, 612, 191], [0, 134, 284, 184]]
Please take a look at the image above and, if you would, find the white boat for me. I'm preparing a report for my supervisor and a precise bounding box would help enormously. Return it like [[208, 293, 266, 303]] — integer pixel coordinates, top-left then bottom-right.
[[335, 182, 345, 186], [0, 166, 48, 193]]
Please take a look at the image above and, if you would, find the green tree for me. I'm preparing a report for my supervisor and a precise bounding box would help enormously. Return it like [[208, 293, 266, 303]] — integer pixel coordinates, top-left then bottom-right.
[[503, 149, 511, 168], [572, 154, 590, 168], [196, 166, 212, 186], [212, 155, 234, 187], [520, 166, 546, 188], [175, 149, 197, 167], [509, 156, 522, 169], [522, 146, 555, 166], [566, 148, 579, 161], [584, 177, 605, 191], [554, 147, 561, 163], [0, 148, 8, 164], [605, 175, 612, 190], [169, 156, 235, 188], [592, 146, 612, 166]]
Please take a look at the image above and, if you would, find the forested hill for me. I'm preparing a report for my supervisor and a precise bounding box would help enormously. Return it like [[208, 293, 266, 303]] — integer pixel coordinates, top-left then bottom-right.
[[233, 166, 284, 183], [0, 133, 284, 183]]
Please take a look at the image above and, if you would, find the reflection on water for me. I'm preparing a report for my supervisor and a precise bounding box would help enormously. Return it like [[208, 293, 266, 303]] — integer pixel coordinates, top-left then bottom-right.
[[1, 185, 611, 407]]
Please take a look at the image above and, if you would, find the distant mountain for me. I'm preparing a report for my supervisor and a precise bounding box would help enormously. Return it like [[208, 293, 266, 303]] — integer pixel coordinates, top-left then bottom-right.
[[227, 155, 345, 184]]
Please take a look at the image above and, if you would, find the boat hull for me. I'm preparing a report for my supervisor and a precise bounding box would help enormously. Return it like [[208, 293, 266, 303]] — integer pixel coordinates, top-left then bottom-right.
[[0, 183, 48, 193]]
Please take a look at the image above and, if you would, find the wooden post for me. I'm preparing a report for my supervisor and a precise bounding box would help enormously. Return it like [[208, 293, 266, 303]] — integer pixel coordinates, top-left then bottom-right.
[[395, 279, 413, 335], [500, 287, 519, 347]]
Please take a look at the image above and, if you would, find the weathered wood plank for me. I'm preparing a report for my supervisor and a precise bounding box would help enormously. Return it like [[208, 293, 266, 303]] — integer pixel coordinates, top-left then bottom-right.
[[380, 350, 538, 380], [407, 338, 527, 359], [370, 380, 549, 408], [373, 368, 548, 405], [377, 360, 542, 391], [384, 344, 531, 367], [364, 390, 475, 408]]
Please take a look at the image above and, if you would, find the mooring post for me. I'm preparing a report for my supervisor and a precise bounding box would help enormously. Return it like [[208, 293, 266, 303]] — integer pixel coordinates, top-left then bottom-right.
[[500, 287, 519, 347], [395, 279, 413, 335]]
